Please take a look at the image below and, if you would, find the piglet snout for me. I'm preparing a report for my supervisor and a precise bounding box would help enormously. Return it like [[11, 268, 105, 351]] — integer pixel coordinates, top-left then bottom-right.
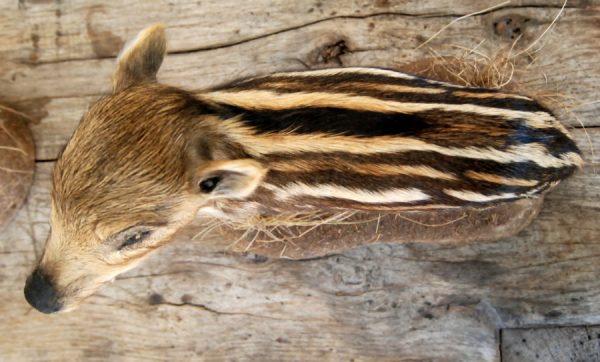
[[24, 268, 62, 314]]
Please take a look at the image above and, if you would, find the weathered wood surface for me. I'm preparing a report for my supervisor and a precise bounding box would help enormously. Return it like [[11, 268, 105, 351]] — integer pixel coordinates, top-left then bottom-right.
[[502, 326, 600, 361], [1, 0, 593, 64], [1, 0, 599, 361]]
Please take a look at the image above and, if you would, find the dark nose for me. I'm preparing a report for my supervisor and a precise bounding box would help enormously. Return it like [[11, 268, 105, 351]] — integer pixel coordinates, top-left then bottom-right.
[[24, 268, 62, 314]]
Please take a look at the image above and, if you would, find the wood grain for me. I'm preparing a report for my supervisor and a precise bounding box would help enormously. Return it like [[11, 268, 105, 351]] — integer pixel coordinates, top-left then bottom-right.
[[502, 326, 600, 362], [1, 0, 599, 361], [1, 0, 590, 64]]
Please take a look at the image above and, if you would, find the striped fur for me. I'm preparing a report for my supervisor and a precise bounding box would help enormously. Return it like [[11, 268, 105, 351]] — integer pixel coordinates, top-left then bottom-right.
[[199, 67, 582, 209], [27, 25, 584, 313]]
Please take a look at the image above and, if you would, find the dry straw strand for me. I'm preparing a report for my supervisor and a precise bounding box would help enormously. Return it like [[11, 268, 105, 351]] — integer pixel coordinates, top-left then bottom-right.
[[515, 0, 568, 57], [0, 104, 36, 123], [416, 0, 512, 50]]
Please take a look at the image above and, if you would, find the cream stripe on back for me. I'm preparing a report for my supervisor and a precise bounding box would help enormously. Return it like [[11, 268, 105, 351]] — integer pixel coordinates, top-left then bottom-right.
[[201, 90, 562, 131], [443, 189, 519, 202], [269, 159, 457, 180], [269, 67, 466, 88], [212, 118, 583, 169], [264, 183, 431, 203], [271, 67, 417, 80], [261, 81, 447, 95], [260, 81, 530, 100]]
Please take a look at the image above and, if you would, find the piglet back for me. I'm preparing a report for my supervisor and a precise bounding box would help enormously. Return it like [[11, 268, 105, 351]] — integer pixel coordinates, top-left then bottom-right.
[[201, 67, 582, 210]]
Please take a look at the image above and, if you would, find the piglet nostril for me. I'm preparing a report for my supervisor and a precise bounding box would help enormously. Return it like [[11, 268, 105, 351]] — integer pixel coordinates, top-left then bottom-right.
[[24, 268, 62, 314]]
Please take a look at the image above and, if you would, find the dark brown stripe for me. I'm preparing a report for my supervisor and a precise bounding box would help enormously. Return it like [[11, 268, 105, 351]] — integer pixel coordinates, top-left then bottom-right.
[[215, 71, 470, 92], [266, 169, 534, 197], [213, 69, 540, 109], [226, 79, 542, 112], [213, 102, 575, 152], [261, 151, 579, 185]]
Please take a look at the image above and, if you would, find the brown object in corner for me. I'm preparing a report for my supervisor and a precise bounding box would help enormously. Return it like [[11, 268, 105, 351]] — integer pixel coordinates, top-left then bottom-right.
[[0, 105, 35, 230]]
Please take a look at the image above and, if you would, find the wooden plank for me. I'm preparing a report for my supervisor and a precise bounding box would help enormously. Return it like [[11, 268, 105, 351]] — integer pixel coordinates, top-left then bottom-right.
[[0, 129, 598, 361], [4, 5, 600, 99], [502, 326, 600, 361], [0, 0, 585, 64]]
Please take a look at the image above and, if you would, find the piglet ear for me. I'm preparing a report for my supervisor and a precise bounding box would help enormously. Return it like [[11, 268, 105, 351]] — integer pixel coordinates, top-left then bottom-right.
[[113, 24, 166, 92], [194, 159, 268, 200]]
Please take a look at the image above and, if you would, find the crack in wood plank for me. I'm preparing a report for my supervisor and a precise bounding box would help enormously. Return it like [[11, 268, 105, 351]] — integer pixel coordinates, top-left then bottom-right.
[[17, 3, 583, 66]]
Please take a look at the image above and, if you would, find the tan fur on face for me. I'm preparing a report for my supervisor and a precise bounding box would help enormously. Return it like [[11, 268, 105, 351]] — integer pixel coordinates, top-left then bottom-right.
[[53, 84, 202, 228], [46, 84, 211, 308], [42, 191, 201, 311], [45, 83, 269, 309]]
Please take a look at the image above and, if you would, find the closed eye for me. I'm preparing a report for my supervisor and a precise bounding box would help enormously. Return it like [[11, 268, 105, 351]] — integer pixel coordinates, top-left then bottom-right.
[[118, 229, 152, 250]]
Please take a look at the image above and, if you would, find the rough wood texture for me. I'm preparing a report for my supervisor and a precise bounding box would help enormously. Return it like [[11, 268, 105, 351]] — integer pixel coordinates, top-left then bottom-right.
[[1, 0, 599, 361], [502, 326, 600, 361]]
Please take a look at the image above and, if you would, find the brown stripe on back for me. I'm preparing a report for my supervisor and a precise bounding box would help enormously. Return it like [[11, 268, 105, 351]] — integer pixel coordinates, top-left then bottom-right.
[[213, 70, 457, 92], [238, 79, 541, 112], [265, 169, 534, 197], [464, 171, 539, 187], [268, 159, 457, 180], [263, 80, 448, 95], [217, 120, 579, 169], [260, 150, 579, 186], [453, 90, 533, 101], [212, 70, 541, 112], [202, 90, 557, 132], [219, 104, 519, 149]]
